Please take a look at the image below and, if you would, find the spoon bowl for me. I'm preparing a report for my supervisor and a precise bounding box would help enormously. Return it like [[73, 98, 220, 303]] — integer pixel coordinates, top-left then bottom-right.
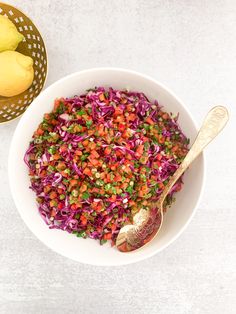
[[117, 206, 163, 252]]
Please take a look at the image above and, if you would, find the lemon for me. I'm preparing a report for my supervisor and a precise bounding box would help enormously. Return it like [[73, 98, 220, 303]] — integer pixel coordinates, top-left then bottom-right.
[[0, 51, 34, 97], [0, 15, 24, 52]]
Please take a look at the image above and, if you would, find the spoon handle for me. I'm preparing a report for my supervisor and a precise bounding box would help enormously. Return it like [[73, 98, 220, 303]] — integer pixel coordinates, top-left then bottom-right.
[[158, 106, 229, 204]]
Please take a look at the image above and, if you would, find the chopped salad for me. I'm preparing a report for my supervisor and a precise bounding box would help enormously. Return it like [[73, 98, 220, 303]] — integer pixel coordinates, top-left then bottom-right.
[[24, 87, 189, 246]]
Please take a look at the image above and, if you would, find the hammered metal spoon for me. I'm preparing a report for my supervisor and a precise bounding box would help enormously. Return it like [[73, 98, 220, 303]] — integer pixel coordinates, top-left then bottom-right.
[[116, 106, 229, 252]]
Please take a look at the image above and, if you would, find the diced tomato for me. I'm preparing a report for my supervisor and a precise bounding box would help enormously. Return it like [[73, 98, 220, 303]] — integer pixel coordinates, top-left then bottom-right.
[[75, 149, 82, 156], [51, 119, 59, 126], [70, 179, 78, 187], [114, 173, 122, 182], [89, 142, 96, 150], [49, 191, 57, 199], [104, 147, 111, 155], [53, 153, 61, 160], [121, 182, 128, 189], [110, 195, 117, 202], [126, 104, 133, 112], [58, 203, 64, 210], [122, 130, 131, 139], [36, 128, 44, 136], [99, 93, 105, 101], [80, 216, 87, 225], [115, 115, 124, 123], [80, 184, 87, 192], [44, 185, 51, 193], [136, 144, 144, 156], [126, 153, 132, 160], [111, 224, 117, 232], [127, 113, 136, 121], [95, 204, 103, 212], [50, 209, 57, 217], [103, 232, 112, 240], [114, 107, 123, 117], [138, 190, 144, 197], [162, 113, 169, 120], [97, 125, 105, 136], [71, 204, 78, 210], [82, 139, 89, 147], [83, 167, 92, 176], [129, 200, 135, 206], [172, 145, 178, 152], [159, 136, 165, 144], [118, 123, 126, 132], [146, 117, 154, 125], [57, 162, 66, 170], [60, 145, 67, 153], [44, 113, 51, 120], [90, 150, 99, 158], [89, 158, 99, 166], [156, 153, 162, 161]]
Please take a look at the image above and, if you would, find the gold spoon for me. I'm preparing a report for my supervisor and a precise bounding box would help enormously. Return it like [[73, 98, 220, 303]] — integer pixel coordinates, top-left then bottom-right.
[[116, 106, 229, 252]]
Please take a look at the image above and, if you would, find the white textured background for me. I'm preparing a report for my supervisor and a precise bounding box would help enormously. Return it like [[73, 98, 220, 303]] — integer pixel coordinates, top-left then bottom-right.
[[0, 0, 236, 313]]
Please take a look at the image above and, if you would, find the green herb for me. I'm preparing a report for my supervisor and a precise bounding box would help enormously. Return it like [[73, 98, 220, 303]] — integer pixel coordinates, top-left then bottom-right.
[[126, 186, 133, 194], [51, 200, 58, 207], [56, 102, 66, 114], [111, 186, 117, 194], [105, 183, 111, 191], [82, 192, 90, 199], [143, 123, 150, 131], [77, 109, 86, 116], [81, 154, 89, 161], [69, 197, 76, 204], [42, 122, 49, 130], [76, 231, 87, 238], [144, 142, 150, 150], [67, 125, 73, 133], [185, 138, 190, 145], [100, 239, 107, 245], [86, 120, 93, 128], [47, 165, 55, 172], [64, 168, 71, 175], [72, 190, 79, 197], [48, 146, 56, 155]]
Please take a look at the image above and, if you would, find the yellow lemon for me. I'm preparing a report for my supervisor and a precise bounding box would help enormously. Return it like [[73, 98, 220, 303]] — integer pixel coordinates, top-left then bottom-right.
[[0, 51, 34, 97], [0, 15, 24, 52]]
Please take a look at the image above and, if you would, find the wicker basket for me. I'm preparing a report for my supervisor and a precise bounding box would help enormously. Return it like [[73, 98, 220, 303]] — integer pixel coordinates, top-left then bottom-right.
[[0, 2, 48, 124]]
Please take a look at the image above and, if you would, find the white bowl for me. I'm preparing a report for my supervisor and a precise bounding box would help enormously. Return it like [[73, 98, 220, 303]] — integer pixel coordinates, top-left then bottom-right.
[[8, 68, 205, 266]]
